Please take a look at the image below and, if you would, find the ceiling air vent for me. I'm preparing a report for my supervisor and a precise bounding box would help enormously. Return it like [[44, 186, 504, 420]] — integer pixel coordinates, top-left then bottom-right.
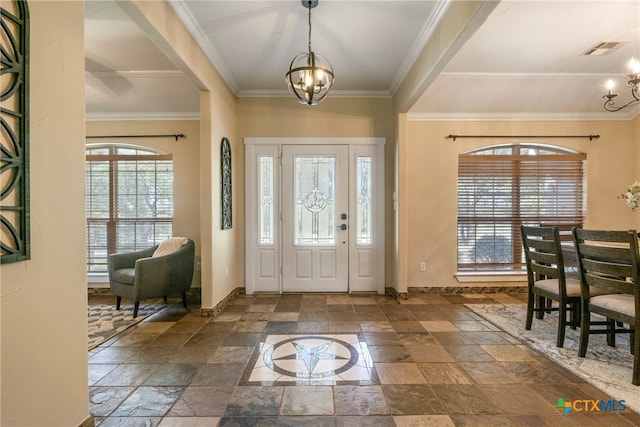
[[582, 41, 624, 56]]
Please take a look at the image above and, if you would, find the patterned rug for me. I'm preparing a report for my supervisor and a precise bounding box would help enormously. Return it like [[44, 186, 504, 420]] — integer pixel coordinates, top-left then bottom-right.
[[466, 303, 639, 414], [88, 303, 166, 350]]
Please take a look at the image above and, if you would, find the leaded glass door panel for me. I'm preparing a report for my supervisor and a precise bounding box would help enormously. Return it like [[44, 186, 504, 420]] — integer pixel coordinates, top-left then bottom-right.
[[282, 145, 349, 292]]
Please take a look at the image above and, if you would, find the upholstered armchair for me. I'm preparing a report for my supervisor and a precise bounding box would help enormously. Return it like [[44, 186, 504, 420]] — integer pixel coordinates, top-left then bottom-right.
[[108, 238, 195, 318]]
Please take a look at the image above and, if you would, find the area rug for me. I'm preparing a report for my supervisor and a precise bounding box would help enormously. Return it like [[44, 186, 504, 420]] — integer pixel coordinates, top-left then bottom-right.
[[88, 303, 166, 350], [466, 303, 639, 414]]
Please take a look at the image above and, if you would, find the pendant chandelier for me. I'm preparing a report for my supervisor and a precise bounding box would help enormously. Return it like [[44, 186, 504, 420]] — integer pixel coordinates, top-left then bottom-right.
[[285, 0, 334, 106], [603, 57, 640, 112]]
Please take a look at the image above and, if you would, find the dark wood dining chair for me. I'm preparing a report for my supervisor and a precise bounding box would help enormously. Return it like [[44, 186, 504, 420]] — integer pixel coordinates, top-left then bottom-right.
[[539, 222, 583, 243], [521, 225, 581, 347], [572, 228, 640, 386]]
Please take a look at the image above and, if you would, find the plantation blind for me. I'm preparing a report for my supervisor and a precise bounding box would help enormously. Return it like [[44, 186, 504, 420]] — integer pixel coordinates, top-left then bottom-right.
[[457, 145, 586, 271]]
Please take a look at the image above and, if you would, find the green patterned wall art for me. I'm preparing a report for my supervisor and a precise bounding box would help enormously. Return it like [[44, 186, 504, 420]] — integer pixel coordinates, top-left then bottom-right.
[[1, 0, 30, 263]]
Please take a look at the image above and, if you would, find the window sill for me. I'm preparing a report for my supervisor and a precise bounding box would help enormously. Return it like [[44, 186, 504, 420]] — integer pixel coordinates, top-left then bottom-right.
[[88, 273, 109, 286], [455, 271, 526, 283]]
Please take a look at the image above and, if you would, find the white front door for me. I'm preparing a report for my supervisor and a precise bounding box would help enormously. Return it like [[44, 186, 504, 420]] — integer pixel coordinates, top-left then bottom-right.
[[281, 145, 349, 292], [245, 137, 385, 295]]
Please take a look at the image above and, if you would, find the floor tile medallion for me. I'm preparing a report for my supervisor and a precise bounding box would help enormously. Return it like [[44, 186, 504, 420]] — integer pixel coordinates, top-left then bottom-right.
[[242, 334, 378, 385]]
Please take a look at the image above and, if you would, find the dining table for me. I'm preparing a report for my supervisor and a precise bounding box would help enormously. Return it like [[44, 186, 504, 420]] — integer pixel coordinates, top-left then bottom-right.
[[561, 231, 640, 279]]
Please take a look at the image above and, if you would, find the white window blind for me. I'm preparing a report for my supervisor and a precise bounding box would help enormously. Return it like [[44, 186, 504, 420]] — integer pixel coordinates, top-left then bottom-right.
[[86, 144, 173, 272], [457, 144, 586, 271]]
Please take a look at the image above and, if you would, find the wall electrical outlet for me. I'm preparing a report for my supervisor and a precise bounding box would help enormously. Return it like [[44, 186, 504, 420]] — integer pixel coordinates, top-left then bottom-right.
[[420, 261, 426, 271]]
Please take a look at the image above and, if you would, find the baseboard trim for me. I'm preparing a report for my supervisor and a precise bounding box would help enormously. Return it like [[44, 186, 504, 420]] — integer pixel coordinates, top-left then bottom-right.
[[88, 287, 202, 297], [78, 414, 95, 427], [384, 286, 526, 298], [408, 286, 526, 294], [385, 287, 408, 300], [87, 287, 113, 295], [200, 287, 243, 317]]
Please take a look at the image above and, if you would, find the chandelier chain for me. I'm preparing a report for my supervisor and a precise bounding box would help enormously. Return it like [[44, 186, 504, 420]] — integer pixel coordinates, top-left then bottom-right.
[[307, 1, 312, 53]]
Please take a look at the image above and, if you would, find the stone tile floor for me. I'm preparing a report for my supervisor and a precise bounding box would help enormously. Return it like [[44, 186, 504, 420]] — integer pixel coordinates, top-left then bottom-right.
[[88, 292, 640, 426]]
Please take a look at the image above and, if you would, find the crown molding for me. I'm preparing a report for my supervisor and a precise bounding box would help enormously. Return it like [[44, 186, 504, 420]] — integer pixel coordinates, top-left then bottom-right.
[[237, 89, 392, 98], [437, 72, 630, 80], [389, 0, 451, 94], [168, 0, 238, 93], [407, 111, 639, 122], [85, 70, 186, 78], [86, 112, 200, 122], [86, 109, 637, 123]]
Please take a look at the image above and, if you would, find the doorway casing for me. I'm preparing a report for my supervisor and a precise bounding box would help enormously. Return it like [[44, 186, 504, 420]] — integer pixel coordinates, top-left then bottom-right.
[[244, 137, 385, 294]]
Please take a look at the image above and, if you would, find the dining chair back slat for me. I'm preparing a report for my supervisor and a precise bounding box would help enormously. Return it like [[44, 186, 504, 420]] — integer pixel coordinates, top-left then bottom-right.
[[540, 222, 582, 242], [527, 238, 558, 253], [531, 261, 561, 280], [580, 244, 633, 264], [583, 269, 633, 295]]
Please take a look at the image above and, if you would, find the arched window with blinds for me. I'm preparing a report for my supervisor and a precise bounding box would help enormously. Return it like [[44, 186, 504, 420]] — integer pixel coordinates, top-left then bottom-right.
[[457, 144, 586, 271]]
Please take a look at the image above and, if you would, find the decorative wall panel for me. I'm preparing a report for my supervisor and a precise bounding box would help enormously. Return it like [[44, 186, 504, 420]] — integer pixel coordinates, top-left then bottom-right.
[[1, 0, 30, 263], [221, 137, 232, 229]]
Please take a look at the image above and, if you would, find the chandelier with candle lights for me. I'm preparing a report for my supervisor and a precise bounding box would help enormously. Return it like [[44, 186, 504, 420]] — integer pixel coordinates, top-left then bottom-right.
[[603, 58, 640, 112], [285, 0, 334, 106]]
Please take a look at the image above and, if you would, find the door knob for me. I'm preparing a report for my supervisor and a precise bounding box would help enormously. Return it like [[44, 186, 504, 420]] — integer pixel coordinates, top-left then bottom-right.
[[337, 224, 347, 231]]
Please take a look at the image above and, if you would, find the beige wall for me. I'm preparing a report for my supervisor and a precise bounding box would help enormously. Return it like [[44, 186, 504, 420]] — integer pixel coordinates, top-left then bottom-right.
[[0, 2, 90, 425], [85, 120, 202, 287], [237, 97, 396, 286], [123, 0, 238, 310], [394, 114, 409, 292], [200, 91, 238, 308], [403, 119, 638, 289]]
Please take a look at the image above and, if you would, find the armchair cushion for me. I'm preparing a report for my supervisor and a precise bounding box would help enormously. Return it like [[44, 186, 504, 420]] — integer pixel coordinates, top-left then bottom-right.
[[153, 236, 189, 257], [112, 268, 136, 285]]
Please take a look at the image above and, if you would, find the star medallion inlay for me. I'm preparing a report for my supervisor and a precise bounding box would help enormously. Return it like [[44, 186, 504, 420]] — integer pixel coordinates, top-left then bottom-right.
[[280, 341, 348, 373], [245, 334, 378, 385]]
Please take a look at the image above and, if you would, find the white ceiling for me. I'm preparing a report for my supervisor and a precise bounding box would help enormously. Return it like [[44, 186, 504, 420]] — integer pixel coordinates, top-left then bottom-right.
[[84, 0, 640, 121]]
